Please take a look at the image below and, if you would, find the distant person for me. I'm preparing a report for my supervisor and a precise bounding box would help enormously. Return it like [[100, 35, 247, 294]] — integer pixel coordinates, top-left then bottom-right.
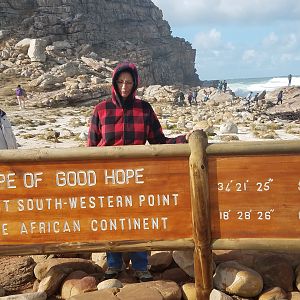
[[276, 90, 283, 105], [223, 80, 228, 92], [16, 84, 27, 109], [187, 91, 193, 106], [217, 81, 223, 93], [253, 93, 259, 107], [246, 91, 253, 101], [203, 90, 210, 102], [178, 91, 185, 106], [173, 94, 179, 106], [0, 109, 18, 149], [288, 74, 292, 86], [192, 89, 198, 104], [245, 91, 253, 108]]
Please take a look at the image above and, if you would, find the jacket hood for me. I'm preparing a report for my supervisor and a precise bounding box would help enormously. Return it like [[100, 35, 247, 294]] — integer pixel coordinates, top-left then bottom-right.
[[111, 62, 139, 107]]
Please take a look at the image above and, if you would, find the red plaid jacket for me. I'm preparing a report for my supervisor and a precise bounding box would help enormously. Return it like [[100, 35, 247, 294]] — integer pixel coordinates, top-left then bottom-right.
[[87, 97, 187, 146], [87, 62, 186, 147]]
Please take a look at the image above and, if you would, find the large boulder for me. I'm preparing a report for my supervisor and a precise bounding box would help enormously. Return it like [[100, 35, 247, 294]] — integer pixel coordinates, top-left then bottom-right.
[[219, 121, 238, 134], [258, 287, 287, 300], [118, 280, 182, 300], [0, 256, 36, 294], [213, 261, 263, 298], [34, 258, 102, 280], [148, 251, 174, 272], [37, 267, 68, 296], [15, 38, 32, 53], [254, 255, 294, 291], [69, 289, 119, 299], [28, 39, 47, 62], [60, 270, 98, 299], [172, 250, 194, 278]]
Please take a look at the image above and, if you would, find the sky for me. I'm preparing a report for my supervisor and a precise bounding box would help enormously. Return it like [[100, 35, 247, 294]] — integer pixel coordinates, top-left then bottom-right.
[[151, 0, 300, 80]]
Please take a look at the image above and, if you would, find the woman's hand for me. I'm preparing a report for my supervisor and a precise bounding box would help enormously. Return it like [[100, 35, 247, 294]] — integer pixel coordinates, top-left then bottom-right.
[[186, 129, 205, 141], [185, 130, 194, 141]]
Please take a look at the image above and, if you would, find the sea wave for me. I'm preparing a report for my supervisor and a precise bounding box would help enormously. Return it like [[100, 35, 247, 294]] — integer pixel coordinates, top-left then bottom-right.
[[228, 76, 300, 97]]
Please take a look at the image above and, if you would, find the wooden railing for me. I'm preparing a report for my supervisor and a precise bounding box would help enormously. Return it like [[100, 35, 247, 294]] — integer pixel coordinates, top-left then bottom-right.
[[1, 130, 300, 299]]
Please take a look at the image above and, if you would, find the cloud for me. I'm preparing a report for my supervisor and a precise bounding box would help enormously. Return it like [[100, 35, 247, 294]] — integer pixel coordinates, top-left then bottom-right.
[[262, 32, 299, 52], [262, 32, 279, 47], [242, 49, 257, 62], [279, 52, 300, 62], [285, 33, 297, 48], [280, 53, 293, 62], [193, 29, 222, 50], [226, 42, 235, 51], [152, 0, 300, 26], [193, 28, 235, 52]]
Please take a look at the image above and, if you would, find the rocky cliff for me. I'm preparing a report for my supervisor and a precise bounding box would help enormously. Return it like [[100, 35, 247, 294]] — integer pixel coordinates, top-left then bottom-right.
[[0, 0, 199, 86]]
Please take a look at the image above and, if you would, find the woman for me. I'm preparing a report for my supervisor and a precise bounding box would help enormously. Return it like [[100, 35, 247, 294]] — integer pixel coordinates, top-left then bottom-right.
[[87, 62, 188, 282]]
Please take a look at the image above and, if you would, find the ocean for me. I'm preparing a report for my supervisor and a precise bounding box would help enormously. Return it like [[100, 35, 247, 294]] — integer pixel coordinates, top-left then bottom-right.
[[226, 75, 300, 97]]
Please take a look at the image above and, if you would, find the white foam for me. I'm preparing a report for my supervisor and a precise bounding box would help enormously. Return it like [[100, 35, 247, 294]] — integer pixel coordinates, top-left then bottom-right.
[[228, 76, 300, 97]]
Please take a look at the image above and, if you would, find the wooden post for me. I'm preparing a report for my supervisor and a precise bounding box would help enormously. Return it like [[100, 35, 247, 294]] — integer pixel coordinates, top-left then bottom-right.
[[189, 130, 213, 300]]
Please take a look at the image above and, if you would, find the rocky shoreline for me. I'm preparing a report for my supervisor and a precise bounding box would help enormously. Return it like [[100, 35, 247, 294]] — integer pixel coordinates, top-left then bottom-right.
[[3, 83, 300, 150]]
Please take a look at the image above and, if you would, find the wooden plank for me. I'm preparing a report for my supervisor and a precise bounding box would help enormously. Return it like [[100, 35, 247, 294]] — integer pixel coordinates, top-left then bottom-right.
[[0, 147, 192, 250], [209, 154, 300, 239], [207, 140, 300, 155], [212, 238, 300, 251], [0, 238, 195, 256], [0, 144, 190, 162]]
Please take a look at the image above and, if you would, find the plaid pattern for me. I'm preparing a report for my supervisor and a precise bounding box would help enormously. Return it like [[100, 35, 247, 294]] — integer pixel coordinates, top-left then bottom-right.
[[87, 62, 186, 147], [87, 97, 187, 146]]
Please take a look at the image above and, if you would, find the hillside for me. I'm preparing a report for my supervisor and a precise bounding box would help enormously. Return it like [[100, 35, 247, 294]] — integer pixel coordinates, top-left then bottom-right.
[[0, 0, 199, 86]]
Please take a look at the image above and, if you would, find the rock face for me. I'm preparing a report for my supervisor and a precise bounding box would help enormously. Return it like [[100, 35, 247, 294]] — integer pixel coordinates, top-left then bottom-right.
[[0, 0, 199, 86]]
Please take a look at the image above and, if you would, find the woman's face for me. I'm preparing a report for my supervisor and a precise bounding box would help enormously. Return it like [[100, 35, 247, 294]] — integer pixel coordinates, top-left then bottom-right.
[[116, 72, 134, 99]]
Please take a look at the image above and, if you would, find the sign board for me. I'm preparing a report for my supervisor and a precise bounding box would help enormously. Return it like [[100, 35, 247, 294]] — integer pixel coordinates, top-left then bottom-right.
[[0, 148, 192, 248], [209, 154, 300, 239], [2, 135, 298, 299]]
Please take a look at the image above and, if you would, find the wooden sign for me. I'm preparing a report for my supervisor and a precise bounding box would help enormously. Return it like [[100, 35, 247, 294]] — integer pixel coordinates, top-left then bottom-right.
[[0, 146, 192, 251], [209, 154, 300, 239]]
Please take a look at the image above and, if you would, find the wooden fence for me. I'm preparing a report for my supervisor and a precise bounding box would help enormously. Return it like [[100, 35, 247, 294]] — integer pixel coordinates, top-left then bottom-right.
[[1, 130, 300, 299]]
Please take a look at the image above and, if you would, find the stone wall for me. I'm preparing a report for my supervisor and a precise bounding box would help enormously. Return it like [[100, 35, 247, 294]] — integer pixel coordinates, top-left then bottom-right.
[[0, 0, 200, 85]]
